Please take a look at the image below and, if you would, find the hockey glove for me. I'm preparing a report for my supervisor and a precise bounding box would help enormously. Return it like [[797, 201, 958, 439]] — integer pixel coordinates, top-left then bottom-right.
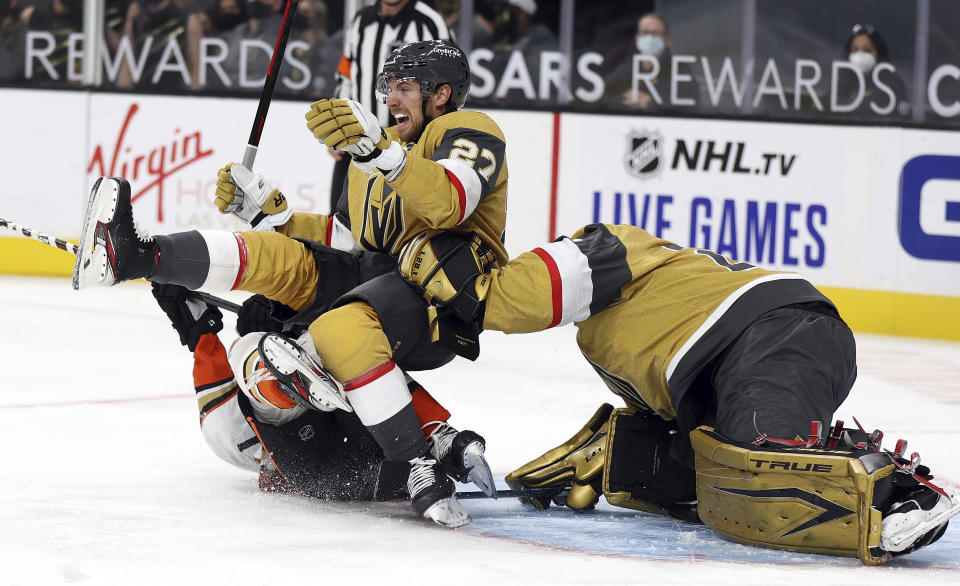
[[305, 99, 406, 180], [505, 404, 614, 511], [236, 294, 286, 337], [214, 162, 293, 230], [151, 282, 223, 352]]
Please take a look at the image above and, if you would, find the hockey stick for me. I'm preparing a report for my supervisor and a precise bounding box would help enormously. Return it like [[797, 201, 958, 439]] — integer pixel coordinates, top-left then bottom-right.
[[242, 0, 300, 169], [0, 217, 242, 313], [455, 488, 567, 500]]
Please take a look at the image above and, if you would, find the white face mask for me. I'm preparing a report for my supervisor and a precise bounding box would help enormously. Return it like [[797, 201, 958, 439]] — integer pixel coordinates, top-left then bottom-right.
[[636, 35, 665, 57], [849, 51, 877, 74]]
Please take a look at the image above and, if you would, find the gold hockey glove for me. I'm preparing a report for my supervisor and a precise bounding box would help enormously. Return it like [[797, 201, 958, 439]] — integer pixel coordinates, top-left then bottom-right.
[[214, 163, 291, 230], [505, 404, 615, 510], [306, 99, 405, 179]]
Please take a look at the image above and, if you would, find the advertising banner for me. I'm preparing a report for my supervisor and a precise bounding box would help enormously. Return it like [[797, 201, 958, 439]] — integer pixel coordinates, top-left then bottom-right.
[[555, 114, 960, 298]]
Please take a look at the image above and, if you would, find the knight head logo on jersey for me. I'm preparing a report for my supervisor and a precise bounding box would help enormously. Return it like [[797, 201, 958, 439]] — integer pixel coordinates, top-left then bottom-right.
[[624, 129, 663, 180]]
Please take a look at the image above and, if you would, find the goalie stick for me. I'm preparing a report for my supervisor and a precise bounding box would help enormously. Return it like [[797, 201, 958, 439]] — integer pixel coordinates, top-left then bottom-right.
[[455, 488, 566, 500], [0, 217, 241, 313]]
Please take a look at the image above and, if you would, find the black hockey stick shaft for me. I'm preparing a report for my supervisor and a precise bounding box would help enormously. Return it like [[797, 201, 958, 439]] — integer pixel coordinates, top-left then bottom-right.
[[194, 291, 242, 314], [242, 0, 301, 169], [455, 488, 564, 500], [0, 217, 243, 314]]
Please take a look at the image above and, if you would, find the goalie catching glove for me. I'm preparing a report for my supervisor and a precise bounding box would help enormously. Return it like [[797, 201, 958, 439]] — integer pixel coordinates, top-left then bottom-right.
[[506, 403, 697, 519], [214, 163, 292, 230], [305, 98, 406, 180], [505, 404, 613, 511]]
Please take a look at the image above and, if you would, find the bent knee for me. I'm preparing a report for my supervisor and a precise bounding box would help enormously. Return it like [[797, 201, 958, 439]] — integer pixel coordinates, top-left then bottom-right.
[[309, 301, 393, 381]]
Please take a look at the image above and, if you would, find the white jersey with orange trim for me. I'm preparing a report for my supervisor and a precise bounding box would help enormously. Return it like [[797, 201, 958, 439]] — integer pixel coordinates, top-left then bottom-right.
[[193, 334, 261, 472]]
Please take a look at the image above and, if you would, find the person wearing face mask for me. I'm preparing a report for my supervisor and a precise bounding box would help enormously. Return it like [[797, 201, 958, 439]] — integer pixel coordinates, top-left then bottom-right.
[[207, 0, 308, 91], [605, 13, 698, 111], [108, 0, 191, 89], [186, 0, 247, 90], [837, 23, 910, 119]]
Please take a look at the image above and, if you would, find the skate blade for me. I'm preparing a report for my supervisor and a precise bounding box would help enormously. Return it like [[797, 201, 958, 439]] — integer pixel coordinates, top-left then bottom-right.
[[462, 441, 496, 498], [882, 492, 960, 551], [259, 335, 352, 412], [423, 497, 471, 528], [73, 177, 119, 290]]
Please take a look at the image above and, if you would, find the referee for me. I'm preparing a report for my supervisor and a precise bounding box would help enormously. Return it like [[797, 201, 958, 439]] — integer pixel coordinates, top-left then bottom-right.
[[328, 0, 453, 212]]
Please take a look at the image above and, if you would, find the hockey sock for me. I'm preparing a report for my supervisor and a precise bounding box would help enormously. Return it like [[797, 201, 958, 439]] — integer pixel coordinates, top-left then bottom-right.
[[344, 361, 429, 461], [409, 384, 451, 436], [152, 230, 245, 290]]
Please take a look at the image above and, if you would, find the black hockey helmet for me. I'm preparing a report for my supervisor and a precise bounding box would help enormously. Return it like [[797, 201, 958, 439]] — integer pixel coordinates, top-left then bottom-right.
[[375, 39, 470, 109]]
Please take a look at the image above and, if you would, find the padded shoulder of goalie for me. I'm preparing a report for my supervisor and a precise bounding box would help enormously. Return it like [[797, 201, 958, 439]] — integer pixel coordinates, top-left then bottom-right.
[[601, 407, 697, 520], [398, 230, 496, 324], [690, 426, 897, 565], [237, 392, 385, 501]]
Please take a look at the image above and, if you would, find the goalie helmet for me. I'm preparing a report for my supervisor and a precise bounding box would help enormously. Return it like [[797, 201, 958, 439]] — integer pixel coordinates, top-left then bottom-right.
[[375, 39, 471, 108]]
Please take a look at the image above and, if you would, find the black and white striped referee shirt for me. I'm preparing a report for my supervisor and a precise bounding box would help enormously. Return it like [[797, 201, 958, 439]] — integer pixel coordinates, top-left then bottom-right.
[[336, 1, 453, 125]]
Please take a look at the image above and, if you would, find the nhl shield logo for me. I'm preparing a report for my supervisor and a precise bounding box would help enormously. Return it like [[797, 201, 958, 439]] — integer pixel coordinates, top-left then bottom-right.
[[624, 130, 663, 179]]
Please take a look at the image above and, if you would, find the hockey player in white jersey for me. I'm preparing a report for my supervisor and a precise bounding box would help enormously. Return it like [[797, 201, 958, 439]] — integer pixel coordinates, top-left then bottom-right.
[[150, 281, 487, 505]]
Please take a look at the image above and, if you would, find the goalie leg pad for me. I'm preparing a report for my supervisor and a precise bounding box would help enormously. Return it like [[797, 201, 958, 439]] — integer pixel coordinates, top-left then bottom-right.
[[690, 426, 896, 565]]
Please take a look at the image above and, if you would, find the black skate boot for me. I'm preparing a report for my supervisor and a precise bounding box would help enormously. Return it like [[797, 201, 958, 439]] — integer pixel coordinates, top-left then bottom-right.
[[407, 454, 471, 528], [73, 177, 158, 289], [427, 422, 496, 498]]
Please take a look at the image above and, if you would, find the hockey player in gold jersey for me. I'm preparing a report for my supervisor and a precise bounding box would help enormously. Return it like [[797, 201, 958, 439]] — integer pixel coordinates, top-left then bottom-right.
[[73, 40, 506, 528], [406, 222, 953, 565]]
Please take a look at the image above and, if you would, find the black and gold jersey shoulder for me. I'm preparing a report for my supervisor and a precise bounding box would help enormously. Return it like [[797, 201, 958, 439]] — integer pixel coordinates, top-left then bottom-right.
[[344, 110, 509, 264]]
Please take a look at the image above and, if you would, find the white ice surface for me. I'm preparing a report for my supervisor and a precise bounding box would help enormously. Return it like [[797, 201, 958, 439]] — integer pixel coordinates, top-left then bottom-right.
[[1, 275, 959, 584]]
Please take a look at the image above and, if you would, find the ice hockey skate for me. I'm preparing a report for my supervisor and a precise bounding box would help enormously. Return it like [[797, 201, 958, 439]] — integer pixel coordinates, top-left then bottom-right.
[[407, 455, 471, 528], [73, 177, 157, 290], [426, 422, 496, 498], [881, 484, 960, 554], [256, 332, 352, 413]]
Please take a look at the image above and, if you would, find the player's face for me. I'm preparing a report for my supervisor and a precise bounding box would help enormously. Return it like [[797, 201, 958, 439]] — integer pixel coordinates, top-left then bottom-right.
[[386, 78, 425, 142]]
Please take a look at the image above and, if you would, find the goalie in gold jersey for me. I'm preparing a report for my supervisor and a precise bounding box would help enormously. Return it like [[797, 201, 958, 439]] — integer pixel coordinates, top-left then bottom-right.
[[74, 40, 506, 528], [425, 222, 952, 565]]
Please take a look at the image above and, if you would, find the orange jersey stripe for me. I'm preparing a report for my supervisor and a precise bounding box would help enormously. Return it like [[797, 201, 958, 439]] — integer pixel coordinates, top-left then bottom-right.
[[193, 333, 235, 388]]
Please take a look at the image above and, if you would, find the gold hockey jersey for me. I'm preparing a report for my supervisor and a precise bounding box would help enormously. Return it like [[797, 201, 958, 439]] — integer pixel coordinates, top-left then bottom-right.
[[279, 109, 508, 266], [484, 224, 834, 420]]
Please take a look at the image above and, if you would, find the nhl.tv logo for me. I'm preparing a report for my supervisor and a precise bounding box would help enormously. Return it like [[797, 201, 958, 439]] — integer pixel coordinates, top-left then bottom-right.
[[900, 155, 960, 262]]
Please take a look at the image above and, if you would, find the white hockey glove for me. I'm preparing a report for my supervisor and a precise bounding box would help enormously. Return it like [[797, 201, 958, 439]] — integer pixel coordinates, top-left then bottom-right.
[[305, 98, 406, 181], [214, 162, 293, 231]]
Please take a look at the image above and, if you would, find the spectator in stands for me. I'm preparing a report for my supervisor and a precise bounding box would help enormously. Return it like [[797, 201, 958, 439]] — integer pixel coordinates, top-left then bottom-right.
[[186, 0, 247, 89], [614, 12, 698, 111], [294, 0, 340, 97], [110, 0, 191, 90], [0, 0, 27, 81], [485, 0, 555, 54], [837, 23, 910, 118], [17, 0, 84, 83], [216, 0, 283, 89]]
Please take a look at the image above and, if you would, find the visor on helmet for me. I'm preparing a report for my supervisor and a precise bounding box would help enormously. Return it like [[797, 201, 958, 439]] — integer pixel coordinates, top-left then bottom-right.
[[375, 74, 437, 104]]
